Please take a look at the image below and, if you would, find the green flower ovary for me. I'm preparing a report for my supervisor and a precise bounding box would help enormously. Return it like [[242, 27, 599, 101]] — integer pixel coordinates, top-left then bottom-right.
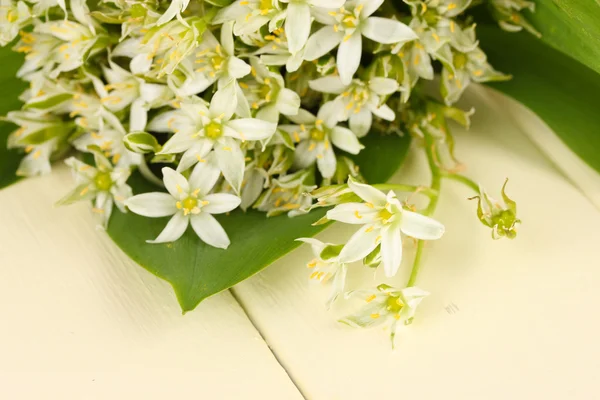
[[182, 196, 198, 211], [386, 295, 404, 313], [94, 171, 113, 191], [310, 127, 326, 141], [205, 121, 223, 139]]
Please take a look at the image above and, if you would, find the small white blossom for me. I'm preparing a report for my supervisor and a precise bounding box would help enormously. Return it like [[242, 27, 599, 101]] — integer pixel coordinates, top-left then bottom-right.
[[0, 0, 31, 46], [308, 75, 398, 136], [58, 152, 132, 227], [296, 237, 348, 308], [304, 0, 417, 84], [340, 284, 429, 347], [279, 101, 363, 178], [326, 177, 444, 277], [156, 0, 190, 26], [125, 163, 241, 247], [149, 82, 277, 192], [213, 0, 285, 36]]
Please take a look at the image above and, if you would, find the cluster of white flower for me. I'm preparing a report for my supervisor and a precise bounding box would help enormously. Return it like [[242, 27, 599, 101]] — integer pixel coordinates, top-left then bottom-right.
[[1, 0, 523, 345]]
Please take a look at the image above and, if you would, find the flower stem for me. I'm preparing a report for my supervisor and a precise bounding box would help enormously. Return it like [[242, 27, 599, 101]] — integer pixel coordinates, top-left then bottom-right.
[[406, 133, 441, 287], [407, 240, 425, 287], [441, 171, 480, 194]]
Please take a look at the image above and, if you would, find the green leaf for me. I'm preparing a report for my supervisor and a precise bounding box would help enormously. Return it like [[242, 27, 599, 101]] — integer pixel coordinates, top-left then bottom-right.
[[24, 93, 73, 110], [478, 25, 600, 173], [107, 131, 411, 312], [525, 0, 600, 76], [0, 47, 27, 190]]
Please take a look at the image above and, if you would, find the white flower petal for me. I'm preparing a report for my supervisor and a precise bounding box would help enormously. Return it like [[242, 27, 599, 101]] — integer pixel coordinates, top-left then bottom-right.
[[215, 137, 245, 193], [316, 100, 342, 128], [177, 140, 214, 172], [296, 237, 327, 257], [381, 223, 403, 277], [337, 32, 362, 85], [308, 76, 348, 94], [286, 2, 312, 54], [293, 140, 318, 168], [349, 108, 372, 137], [316, 143, 337, 178], [338, 224, 381, 263], [228, 56, 252, 79], [303, 26, 343, 61], [256, 104, 280, 123], [226, 118, 277, 141], [130, 99, 148, 132], [202, 193, 241, 214], [362, 17, 418, 45], [287, 109, 316, 124], [125, 192, 177, 217], [234, 14, 270, 35], [213, 1, 248, 23], [160, 131, 199, 154], [368, 77, 399, 95], [369, 102, 395, 121], [209, 82, 237, 120], [308, 0, 345, 7], [221, 21, 235, 54], [400, 210, 445, 240], [189, 155, 220, 194], [326, 202, 379, 224], [190, 213, 231, 249], [348, 177, 387, 205], [330, 126, 363, 154], [360, 0, 384, 18], [162, 167, 190, 200], [276, 88, 301, 116], [147, 212, 190, 243]]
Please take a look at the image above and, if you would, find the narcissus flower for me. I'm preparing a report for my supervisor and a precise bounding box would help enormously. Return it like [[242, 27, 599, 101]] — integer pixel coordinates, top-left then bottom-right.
[[125, 163, 241, 247]]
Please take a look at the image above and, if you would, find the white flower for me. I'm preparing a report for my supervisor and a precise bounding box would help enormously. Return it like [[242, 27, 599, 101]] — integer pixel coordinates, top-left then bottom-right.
[[304, 0, 417, 84], [58, 152, 132, 227], [0, 0, 31, 46], [148, 82, 277, 192], [279, 0, 345, 54], [169, 22, 251, 97], [28, 0, 66, 15], [308, 75, 398, 136], [213, 0, 286, 36], [296, 237, 347, 308], [26, 19, 102, 78], [250, 27, 305, 72], [156, 0, 190, 26], [98, 60, 173, 131], [254, 169, 315, 216], [279, 101, 363, 178], [340, 284, 429, 347], [326, 177, 445, 277], [242, 57, 300, 122], [125, 164, 241, 247]]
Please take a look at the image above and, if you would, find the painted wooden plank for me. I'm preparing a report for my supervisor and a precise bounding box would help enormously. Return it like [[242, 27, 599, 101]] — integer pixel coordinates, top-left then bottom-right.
[[232, 85, 600, 400], [0, 168, 303, 400]]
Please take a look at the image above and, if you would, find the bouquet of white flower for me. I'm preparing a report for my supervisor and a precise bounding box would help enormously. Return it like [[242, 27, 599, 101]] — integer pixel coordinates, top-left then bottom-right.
[[1, 0, 598, 346]]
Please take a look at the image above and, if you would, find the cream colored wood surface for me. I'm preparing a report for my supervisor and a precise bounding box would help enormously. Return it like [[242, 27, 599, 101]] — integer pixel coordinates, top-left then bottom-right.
[[0, 169, 303, 400], [232, 86, 600, 399]]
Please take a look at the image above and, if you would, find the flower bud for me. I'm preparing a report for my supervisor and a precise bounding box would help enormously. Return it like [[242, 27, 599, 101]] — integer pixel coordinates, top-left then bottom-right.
[[124, 131, 161, 154]]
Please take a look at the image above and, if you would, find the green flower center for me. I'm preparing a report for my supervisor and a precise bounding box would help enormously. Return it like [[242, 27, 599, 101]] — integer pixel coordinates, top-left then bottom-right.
[[453, 52, 468, 69], [205, 121, 223, 139], [94, 172, 113, 191], [211, 54, 225, 71], [386, 296, 404, 313], [310, 127, 326, 141], [182, 197, 198, 211], [259, 0, 272, 12], [378, 208, 394, 223]]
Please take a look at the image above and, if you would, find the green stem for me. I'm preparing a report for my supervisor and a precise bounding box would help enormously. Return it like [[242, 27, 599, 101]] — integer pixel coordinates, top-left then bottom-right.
[[372, 183, 437, 198], [441, 172, 480, 194], [406, 240, 425, 287], [406, 133, 441, 287]]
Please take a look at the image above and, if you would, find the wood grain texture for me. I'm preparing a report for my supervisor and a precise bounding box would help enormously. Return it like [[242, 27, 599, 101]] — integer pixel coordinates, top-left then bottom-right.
[[232, 85, 600, 400], [0, 168, 303, 400]]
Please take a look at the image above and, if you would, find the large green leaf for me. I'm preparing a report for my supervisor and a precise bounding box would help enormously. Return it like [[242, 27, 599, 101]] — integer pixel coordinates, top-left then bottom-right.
[[108, 132, 411, 312], [0, 48, 27, 189], [526, 0, 600, 76], [478, 25, 600, 173]]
